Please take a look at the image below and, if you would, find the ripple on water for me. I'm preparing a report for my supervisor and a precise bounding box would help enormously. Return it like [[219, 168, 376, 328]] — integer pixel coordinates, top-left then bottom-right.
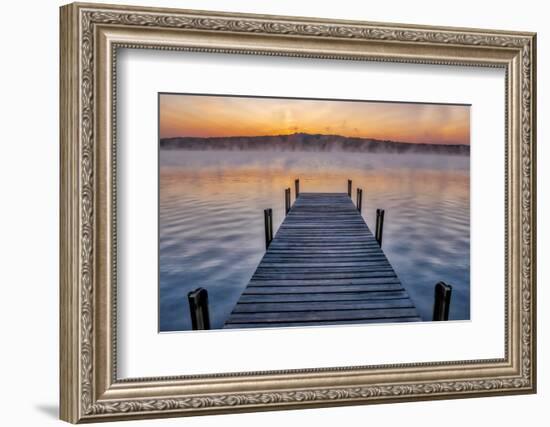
[[159, 150, 470, 330]]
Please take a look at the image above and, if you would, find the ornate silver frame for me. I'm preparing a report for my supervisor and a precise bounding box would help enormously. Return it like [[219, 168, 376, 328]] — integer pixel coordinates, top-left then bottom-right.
[[60, 2, 536, 423]]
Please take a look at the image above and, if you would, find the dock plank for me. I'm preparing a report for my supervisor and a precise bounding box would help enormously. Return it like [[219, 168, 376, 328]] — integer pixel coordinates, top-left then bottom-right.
[[242, 284, 404, 294], [224, 192, 420, 328], [228, 308, 420, 323], [237, 290, 411, 303], [233, 299, 415, 313], [223, 317, 422, 329]]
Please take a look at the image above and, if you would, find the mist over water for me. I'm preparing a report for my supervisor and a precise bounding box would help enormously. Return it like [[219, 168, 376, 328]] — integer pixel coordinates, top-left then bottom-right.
[[160, 150, 470, 332]]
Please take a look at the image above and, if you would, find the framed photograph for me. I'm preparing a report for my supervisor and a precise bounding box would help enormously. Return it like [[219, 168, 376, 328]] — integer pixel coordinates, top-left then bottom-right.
[[60, 2, 536, 423]]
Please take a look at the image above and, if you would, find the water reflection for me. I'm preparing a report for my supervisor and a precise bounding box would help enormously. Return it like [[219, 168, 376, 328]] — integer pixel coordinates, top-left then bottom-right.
[[160, 150, 469, 331]]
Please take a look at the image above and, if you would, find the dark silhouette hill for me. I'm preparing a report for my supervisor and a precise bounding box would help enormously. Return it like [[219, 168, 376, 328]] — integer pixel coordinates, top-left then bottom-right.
[[160, 132, 469, 155]]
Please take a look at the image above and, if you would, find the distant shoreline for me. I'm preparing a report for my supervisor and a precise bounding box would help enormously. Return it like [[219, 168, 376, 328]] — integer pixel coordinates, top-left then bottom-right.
[[160, 133, 470, 155]]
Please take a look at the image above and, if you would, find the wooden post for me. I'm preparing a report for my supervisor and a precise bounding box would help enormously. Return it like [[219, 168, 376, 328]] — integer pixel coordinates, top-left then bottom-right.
[[432, 282, 452, 321], [264, 208, 273, 249], [356, 188, 362, 212], [347, 179, 352, 197], [375, 208, 385, 246], [285, 188, 291, 215], [295, 179, 300, 198], [188, 288, 211, 330]]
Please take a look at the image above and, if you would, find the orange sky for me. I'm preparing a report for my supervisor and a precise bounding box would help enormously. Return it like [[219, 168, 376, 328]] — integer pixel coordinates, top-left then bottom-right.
[[160, 94, 470, 145]]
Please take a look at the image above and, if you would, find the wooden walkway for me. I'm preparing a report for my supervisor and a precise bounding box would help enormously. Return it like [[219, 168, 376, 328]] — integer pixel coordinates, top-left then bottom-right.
[[223, 192, 420, 329]]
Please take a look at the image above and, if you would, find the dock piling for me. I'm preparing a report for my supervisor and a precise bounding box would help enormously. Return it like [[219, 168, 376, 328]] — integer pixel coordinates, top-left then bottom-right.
[[295, 179, 300, 198], [188, 288, 211, 330], [432, 282, 452, 321], [375, 209, 385, 246], [356, 188, 363, 212], [264, 208, 273, 249], [347, 179, 352, 197], [285, 188, 291, 215]]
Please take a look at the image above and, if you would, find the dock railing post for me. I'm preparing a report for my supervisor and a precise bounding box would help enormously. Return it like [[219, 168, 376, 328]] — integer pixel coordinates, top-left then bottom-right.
[[375, 208, 385, 246], [295, 179, 300, 198], [432, 282, 452, 321], [356, 188, 363, 212], [264, 208, 273, 249], [347, 179, 352, 197], [285, 188, 291, 215], [188, 288, 211, 330]]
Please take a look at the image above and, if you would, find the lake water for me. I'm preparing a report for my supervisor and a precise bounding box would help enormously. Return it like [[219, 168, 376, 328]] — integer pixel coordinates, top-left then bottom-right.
[[160, 150, 470, 331]]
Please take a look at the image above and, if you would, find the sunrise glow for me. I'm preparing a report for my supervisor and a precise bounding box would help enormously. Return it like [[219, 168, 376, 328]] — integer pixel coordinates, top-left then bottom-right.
[[160, 94, 470, 145]]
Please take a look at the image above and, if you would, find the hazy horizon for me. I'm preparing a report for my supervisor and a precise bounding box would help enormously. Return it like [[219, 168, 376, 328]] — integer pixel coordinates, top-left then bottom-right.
[[160, 94, 470, 146], [160, 131, 470, 147]]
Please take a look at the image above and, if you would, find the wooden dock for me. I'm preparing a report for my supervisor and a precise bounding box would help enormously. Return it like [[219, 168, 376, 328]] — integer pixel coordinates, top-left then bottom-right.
[[223, 192, 421, 329]]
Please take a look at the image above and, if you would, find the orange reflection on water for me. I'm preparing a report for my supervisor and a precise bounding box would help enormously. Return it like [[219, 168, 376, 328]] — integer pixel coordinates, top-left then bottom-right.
[[161, 162, 469, 206]]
